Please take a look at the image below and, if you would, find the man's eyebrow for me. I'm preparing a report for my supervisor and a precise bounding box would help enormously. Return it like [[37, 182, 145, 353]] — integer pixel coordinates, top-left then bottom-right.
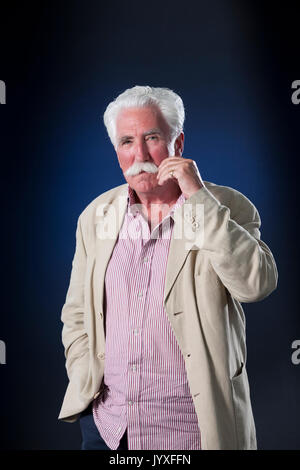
[[118, 135, 133, 143], [143, 128, 162, 137]]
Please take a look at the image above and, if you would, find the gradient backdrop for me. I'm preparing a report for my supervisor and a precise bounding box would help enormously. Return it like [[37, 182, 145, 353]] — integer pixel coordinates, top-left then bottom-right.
[[0, 1, 299, 450]]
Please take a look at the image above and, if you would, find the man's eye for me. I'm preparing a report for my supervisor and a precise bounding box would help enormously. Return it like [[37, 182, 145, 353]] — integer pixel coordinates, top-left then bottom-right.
[[147, 135, 158, 141], [122, 140, 131, 145]]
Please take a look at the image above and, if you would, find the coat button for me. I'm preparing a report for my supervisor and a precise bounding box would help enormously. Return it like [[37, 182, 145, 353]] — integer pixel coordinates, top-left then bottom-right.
[[97, 352, 105, 359], [99, 312, 103, 318]]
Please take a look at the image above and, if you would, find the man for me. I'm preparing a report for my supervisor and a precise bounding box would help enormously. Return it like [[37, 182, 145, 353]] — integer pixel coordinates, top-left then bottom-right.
[[58, 85, 278, 450]]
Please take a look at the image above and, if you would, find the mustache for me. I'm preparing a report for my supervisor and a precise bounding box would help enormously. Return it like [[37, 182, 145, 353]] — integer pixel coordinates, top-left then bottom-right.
[[125, 162, 159, 177]]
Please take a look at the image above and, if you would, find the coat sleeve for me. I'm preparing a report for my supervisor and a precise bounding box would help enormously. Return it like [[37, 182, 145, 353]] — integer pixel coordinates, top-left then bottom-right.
[[60, 214, 89, 380], [189, 185, 278, 303]]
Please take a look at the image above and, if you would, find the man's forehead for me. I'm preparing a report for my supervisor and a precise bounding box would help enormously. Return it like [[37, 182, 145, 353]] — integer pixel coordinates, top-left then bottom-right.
[[116, 107, 169, 136], [119, 128, 162, 137]]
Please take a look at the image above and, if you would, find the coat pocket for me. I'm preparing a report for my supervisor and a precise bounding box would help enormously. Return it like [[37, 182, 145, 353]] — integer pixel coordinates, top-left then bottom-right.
[[230, 362, 254, 449]]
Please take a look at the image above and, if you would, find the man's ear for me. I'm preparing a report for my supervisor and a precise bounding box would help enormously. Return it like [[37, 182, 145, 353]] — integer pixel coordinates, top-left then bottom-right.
[[175, 132, 184, 156]]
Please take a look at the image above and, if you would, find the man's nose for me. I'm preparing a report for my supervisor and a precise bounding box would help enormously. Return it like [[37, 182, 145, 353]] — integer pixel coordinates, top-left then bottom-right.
[[134, 140, 150, 161]]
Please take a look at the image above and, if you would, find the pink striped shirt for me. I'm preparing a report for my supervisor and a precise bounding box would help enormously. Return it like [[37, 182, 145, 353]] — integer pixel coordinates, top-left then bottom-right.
[[92, 184, 202, 450]]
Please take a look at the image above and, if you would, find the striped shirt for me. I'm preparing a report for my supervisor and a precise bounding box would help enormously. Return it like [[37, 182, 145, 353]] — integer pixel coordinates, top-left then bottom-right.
[[92, 184, 202, 450]]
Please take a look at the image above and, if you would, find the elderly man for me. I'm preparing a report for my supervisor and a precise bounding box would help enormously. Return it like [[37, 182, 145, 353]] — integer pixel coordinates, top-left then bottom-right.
[[58, 86, 278, 450]]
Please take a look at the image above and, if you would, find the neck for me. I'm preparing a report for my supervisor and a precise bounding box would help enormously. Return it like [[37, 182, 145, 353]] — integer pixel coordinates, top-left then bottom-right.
[[134, 181, 182, 209]]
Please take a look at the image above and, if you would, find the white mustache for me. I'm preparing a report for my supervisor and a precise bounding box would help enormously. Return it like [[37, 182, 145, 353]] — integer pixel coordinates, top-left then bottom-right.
[[125, 162, 159, 177]]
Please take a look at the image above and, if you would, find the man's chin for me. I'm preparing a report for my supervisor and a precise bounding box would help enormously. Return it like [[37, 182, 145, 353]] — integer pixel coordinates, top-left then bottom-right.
[[131, 179, 159, 193], [125, 173, 159, 191]]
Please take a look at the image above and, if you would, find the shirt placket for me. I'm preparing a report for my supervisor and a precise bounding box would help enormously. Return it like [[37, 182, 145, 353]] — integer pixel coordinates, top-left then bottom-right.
[[126, 213, 155, 450]]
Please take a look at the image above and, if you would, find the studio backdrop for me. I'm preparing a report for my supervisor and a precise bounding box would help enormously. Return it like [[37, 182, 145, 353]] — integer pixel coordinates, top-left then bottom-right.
[[0, 0, 299, 450]]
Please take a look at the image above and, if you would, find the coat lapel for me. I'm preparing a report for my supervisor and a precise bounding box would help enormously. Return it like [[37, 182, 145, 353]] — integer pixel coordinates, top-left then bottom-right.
[[163, 204, 199, 305], [93, 186, 128, 316]]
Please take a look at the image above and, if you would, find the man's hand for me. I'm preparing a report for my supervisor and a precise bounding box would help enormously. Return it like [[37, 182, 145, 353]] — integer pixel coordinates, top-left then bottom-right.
[[157, 156, 205, 199]]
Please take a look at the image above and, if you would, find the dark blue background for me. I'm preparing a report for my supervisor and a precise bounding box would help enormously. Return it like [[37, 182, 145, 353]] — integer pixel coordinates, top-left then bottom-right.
[[0, 1, 299, 450]]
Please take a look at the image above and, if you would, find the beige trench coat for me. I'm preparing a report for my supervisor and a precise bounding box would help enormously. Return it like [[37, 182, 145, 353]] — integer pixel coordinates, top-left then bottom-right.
[[58, 180, 278, 450]]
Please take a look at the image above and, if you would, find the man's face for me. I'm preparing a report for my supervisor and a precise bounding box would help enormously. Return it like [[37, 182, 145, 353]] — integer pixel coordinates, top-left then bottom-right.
[[115, 105, 172, 194]]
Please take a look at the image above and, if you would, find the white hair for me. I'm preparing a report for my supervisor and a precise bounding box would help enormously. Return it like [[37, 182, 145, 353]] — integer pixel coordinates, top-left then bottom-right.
[[103, 85, 185, 149]]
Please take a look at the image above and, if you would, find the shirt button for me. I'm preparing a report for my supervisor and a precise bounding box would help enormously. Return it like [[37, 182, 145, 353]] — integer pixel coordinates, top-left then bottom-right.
[[117, 426, 121, 432], [133, 328, 139, 335], [132, 364, 137, 371], [137, 291, 143, 297], [128, 401, 134, 406], [143, 257, 148, 263]]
